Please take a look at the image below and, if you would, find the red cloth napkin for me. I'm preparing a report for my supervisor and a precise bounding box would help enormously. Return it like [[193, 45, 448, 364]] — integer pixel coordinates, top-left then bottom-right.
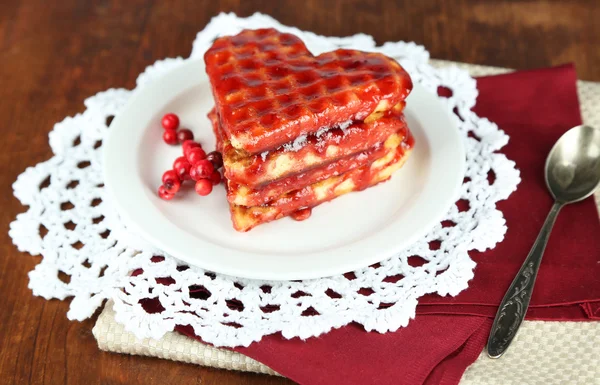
[[176, 64, 600, 385], [419, 64, 600, 321]]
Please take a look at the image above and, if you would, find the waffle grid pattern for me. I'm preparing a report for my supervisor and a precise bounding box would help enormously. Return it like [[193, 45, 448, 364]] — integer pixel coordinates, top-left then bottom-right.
[[205, 28, 412, 153]]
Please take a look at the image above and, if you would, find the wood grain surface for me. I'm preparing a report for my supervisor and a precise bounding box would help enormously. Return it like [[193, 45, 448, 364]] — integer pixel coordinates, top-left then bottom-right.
[[1, 1, 598, 384]]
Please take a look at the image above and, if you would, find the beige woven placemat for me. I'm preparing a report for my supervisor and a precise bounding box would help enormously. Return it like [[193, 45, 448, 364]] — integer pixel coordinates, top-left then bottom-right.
[[93, 61, 600, 384], [94, 302, 600, 384]]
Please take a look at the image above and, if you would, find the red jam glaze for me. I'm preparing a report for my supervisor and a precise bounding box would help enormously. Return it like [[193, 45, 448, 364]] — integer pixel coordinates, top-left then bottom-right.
[[208, 107, 408, 188], [204, 28, 413, 154], [261, 134, 412, 210], [229, 131, 415, 231], [290, 207, 312, 221], [226, 138, 391, 206], [211, 110, 225, 153]]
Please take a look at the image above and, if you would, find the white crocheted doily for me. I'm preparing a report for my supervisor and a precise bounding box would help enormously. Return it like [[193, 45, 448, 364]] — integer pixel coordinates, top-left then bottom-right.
[[10, 13, 520, 348]]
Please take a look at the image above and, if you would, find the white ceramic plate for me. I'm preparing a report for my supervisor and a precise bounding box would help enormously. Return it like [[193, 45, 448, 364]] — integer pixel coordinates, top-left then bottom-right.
[[104, 58, 465, 281]]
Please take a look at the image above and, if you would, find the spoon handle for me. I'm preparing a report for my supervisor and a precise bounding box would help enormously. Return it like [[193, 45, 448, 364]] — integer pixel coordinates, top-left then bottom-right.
[[487, 201, 563, 358]]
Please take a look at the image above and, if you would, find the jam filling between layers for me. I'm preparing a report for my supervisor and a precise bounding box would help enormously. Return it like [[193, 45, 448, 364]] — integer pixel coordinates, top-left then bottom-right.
[[226, 129, 407, 206], [209, 104, 407, 188], [228, 133, 414, 232]]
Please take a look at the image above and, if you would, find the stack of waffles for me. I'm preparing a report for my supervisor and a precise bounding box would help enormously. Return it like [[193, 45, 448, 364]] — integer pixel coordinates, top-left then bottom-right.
[[204, 29, 415, 231]]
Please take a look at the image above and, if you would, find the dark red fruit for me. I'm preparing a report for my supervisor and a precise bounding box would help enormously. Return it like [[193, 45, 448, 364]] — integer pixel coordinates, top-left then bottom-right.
[[161, 113, 179, 130], [210, 170, 222, 185], [163, 129, 178, 145], [194, 179, 213, 196], [206, 151, 223, 169], [173, 156, 191, 180], [158, 185, 175, 200], [186, 147, 207, 165], [182, 140, 201, 155], [162, 170, 181, 194], [191, 159, 214, 179], [177, 129, 194, 143]]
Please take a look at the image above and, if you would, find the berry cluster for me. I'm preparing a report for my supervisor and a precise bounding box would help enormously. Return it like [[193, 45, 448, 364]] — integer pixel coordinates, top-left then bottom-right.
[[158, 113, 224, 200], [161, 113, 194, 145]]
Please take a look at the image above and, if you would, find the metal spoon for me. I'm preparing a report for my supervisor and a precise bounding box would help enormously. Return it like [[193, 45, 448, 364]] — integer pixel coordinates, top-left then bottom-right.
[[487, 125, 600, 358]]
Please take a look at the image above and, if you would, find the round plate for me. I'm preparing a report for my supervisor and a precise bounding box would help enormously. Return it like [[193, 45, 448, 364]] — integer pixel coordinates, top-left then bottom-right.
[[104, 58, 465, 281]]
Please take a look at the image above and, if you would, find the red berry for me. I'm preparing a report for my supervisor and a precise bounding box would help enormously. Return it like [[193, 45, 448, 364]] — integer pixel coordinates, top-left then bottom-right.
[[177, 129, 194, 143], [164, 179, 181, 194], [210, 170, 222, 185], [186, 147, 207, 164], [182, 140, 201, 155], [162, 170, 179, 184], [206, 151, 223, 169], [194, 179, 213, 196], [162, 170, 181, 194], [189, 163, 211, 181], [190, 159, 214, 180], [158, 185, 175, 200], [189, 165, 201, 181], [173, 156, 191, 180], [162, 113, 179, 130], [163, 129, 178, 145]]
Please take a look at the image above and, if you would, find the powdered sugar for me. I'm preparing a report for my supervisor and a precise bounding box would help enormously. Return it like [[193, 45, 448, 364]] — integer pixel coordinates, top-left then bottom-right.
[[264, 119, 354, 156], [282, 134, 308, 152], [315, 126, 330, 138], [338, 120, 352, 134], [325, 131, 342, 144]]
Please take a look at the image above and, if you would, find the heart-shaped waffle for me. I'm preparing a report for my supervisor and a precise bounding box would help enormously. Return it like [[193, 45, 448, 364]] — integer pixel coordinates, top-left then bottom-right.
[[204, 28, 413, 154]]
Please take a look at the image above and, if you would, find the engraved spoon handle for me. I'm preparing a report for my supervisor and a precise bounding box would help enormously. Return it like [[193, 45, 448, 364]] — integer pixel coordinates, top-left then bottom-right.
[[487, 201, 563, 358]]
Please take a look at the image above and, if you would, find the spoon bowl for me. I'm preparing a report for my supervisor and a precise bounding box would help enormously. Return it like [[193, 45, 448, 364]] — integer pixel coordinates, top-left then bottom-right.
[[545, 125, 600, 203]]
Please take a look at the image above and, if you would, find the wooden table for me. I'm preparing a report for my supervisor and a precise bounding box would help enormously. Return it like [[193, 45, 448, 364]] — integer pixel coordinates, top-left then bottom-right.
[[1, 1, 599, 384]]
